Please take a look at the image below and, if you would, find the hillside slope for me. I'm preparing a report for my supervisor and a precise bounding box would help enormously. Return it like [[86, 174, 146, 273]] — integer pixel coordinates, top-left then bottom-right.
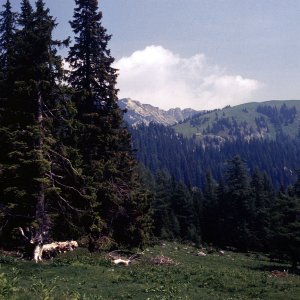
[[131, 100, 300, 188], [174, 100, 300, 141]]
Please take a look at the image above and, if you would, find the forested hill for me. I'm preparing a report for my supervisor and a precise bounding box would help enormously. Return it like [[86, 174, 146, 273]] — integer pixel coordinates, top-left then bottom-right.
[[130, 100, 300, 188], [174, 100, 300, 142]]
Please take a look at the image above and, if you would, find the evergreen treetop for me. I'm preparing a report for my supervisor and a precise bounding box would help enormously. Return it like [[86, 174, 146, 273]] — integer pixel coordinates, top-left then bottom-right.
[[0, 0, 15, 75], [67, 0, 151, 248], [68, 0, 117, 113]]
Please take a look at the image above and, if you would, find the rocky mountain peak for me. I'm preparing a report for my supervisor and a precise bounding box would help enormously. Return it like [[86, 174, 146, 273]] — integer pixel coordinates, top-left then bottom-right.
[[119, 98, 199, 126]]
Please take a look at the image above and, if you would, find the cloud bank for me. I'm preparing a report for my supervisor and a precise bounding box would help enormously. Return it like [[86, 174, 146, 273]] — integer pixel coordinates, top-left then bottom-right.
[[114, 46, 261, 110]]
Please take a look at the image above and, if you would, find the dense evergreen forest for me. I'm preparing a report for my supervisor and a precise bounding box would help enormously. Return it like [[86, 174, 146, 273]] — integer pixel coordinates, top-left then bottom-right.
[[0, 0, 299, 269], [131, 123, 300, 188], [138, 158, 300, 269], [0, 0, 151, 250]]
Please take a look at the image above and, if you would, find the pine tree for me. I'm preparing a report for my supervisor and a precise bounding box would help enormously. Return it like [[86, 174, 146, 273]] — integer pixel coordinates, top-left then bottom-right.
[[171, 181, 197, 241], [202, 170, 219, 244], [250, 168, 273, 250], [152, 171, 174, 239], [0, 0, 16, 241], [0, 0, 15, 82], [270, 189, 300, 270], [191, 187, 203, 245], [0, 0, 15, 149], [0, 0, 82, 245], [223, 156, 254, 250], [67, 0, 150, 248]]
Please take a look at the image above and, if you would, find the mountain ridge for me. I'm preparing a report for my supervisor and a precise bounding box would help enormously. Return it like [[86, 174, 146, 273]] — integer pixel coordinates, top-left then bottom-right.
[[121, 97, 300, 144], [119, 98, 200, 126], [173, 99, 300, 142]]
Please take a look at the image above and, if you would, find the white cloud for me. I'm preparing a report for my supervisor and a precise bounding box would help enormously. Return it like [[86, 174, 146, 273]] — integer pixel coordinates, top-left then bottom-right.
[[114, 45, 261, 110]]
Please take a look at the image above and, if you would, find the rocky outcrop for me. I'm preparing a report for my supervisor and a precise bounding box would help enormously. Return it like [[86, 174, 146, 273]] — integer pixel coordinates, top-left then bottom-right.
[[119, 98, 199, 126]]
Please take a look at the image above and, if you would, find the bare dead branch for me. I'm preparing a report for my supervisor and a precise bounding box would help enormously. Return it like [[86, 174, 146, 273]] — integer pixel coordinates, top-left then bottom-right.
[[46, 172, 64, 179], [46, 164, 88, 214], [43, 103, 68, 122], [48, 149, 80, 175], [52, 179, 86, 198], [0, 220, 8, 232], [18, 227, 29, 241], [109, 178, 130, 200], [55, 190, 87, 213]]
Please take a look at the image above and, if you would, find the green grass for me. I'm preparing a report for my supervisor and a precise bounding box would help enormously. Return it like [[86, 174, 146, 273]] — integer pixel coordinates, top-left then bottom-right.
[[0, 243, 300, 299], [174, 100, 300, 140]]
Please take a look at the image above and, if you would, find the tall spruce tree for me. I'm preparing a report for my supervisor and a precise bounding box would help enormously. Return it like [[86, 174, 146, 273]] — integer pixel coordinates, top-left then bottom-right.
[[0, 0, 15, 237], [67, 0, 150, 247], [171, 181, 198, 241], [0, 0, 15, 82], [270, 188, 300, 270], [223, 156, 254, 249], [191, 187, 203, 245], [202, 170, 219, 243], [250, 168, 273, 250], [0, 0, 82, 245], [152, 171, 174, 239]]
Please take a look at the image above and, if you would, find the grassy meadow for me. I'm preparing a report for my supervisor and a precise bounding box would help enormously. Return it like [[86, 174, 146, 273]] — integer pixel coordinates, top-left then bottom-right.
[[174, 100, 300, 139], [0, 243, 299, 300]]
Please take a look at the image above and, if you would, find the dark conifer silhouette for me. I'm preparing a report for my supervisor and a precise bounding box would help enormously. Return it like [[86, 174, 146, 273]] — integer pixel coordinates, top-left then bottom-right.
[[67, 0, 151, 247]]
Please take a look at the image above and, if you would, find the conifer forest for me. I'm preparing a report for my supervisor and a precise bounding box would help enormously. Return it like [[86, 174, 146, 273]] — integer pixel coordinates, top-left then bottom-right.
[[0, 1, 300, 299], [0, 0, 151, 250]]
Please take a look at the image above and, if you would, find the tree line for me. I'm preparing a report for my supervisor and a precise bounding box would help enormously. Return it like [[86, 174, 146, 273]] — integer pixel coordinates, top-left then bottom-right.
[[131, 123, 300, 188], [141, 157, 300, 269], [0, 0, 152, 250]]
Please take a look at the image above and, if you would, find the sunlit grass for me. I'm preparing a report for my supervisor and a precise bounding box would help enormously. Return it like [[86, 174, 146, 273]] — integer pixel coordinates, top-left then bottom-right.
[[0, 243, 299, 299]]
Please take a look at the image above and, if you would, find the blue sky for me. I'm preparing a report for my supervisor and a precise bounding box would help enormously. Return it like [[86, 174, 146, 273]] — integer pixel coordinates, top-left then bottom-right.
[[9, 0, 300, 109]]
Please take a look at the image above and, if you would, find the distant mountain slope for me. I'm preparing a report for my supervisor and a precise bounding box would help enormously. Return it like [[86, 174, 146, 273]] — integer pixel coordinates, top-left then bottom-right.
[[174, 100, 300, 142], [130, 100, 300, 188], [119, 98, 199, 126], [131, 122, 300, 188]]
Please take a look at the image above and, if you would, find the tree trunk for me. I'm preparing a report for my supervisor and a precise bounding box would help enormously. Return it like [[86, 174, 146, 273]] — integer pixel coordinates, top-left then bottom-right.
[[36, 91, 48, 234]]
